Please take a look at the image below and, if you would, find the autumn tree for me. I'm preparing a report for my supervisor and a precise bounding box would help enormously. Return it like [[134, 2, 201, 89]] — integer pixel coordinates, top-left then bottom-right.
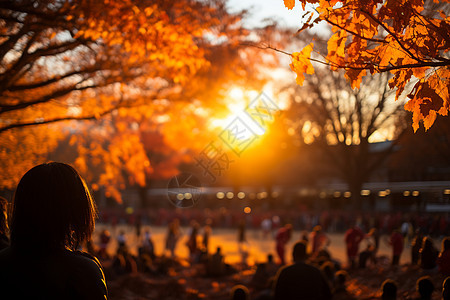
[[283, 0, 450, 131], [284, 70, 409, 209], [0, 0, 281, 201]]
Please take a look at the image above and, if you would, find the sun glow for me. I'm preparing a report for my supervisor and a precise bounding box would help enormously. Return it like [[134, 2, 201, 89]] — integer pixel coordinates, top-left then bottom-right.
[[209, 87, 282, 141]]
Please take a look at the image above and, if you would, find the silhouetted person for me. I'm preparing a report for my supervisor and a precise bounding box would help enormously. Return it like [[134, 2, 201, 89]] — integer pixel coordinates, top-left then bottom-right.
[[0, 196, 9, 250], [359, 244, 375, 268], [420, 237, 438, 271], [207, 246, 225, 276], [415, 276, 434, 300], [112, 243, 137, 275], [274, 241, 332, 300], [412, 230, 424, 265], [141, 230, 155, 260], [438, 238, 450, 276], [320, 261, 335, 286], [333, 270, 356, 300], [231, 284, 250, 300], [275, 224, 292, 265], [310, 225, 330, 257], [442, 276, 450, 300], [165, 219, 181, 258], [187, 220, 200, 262], [265, 254, 279, 276], [203, 223, 212, 252], [381, 279, 397, 300], [251, 254, 278, 289], [388, 229, 404, 266], [238, 219, 247, 250], [345, 225, 365, 269], [0, 162, 107, 299]]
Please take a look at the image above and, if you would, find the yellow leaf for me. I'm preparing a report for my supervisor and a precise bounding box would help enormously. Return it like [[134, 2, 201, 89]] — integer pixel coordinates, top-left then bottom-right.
[[290, 43, 314, 86]]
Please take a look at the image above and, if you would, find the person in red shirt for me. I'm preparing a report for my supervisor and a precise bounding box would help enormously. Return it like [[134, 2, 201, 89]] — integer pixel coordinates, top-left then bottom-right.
[[438, 237, 450, 276], [276, 224, 293, 265], [310, 225, 330, 257], [345, 225, 365, 269], [389, 229, 404, 266]]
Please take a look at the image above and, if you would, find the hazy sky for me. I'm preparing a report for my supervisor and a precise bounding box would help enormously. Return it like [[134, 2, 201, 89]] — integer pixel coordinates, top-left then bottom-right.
[[226, 0, 306, 29]]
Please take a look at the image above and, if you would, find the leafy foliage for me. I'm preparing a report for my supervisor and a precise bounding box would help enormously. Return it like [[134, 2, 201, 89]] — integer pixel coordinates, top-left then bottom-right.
[[0, 0, 279, 197], [284, 0, 450, 131]]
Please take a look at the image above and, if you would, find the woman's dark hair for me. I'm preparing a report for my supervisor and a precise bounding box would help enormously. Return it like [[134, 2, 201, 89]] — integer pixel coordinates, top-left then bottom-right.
[[10, 162, 97, 251]]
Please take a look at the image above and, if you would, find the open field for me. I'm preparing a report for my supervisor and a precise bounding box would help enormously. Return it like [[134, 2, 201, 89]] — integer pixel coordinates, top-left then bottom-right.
[[93, 224, 415, 266]]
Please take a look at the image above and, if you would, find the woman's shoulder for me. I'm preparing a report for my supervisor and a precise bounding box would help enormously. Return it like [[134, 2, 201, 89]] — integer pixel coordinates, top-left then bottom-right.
[[62, 250, 108, 299], [63, 250, 102, 268], [62, 250, 106, 281]]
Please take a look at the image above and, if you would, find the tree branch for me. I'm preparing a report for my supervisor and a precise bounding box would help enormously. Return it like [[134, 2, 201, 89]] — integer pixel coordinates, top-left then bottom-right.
[[0, 104, 121, 134]]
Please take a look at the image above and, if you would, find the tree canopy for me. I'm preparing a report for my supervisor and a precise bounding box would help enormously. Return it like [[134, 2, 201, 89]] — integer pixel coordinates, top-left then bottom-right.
[[0, 0, 280, 196], [284, 0, 450, 131]]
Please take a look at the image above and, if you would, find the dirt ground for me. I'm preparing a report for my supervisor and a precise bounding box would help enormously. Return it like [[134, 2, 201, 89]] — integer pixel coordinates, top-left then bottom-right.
[[92, 224, 449, 300]]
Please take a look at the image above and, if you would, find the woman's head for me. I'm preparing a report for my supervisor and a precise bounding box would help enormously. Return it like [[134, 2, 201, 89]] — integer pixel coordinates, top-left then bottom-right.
[[10, 162, 97, 251]]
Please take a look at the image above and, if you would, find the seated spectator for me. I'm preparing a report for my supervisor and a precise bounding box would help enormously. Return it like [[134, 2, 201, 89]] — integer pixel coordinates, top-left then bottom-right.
[[265, 254, 279, 276], [415, 276, 434, 300], [333, 270, 356, 300], [273, 241, 331, 300], [381, 279, 397, 300], [0, 196, 9, 251], [231, 285, 250, 300], [359, 244, 375, 269], [0, 162, 107, 299], [419, 237, 438, 271], [443, 277, 450, 300], [207, 247, 225, 276], [320, 261, 335, 287], [251, 254, 278, 290], [112, 245, 137, 275], [438, 238, 450, 276]]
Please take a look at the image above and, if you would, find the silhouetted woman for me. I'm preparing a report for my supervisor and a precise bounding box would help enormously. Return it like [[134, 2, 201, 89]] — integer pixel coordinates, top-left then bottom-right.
[[0, 162, 107, 299]]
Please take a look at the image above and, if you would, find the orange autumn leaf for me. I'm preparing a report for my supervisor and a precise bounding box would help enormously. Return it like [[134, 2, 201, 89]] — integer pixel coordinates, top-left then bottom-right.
[[290, 43, 315, 86], [284, 0, 296, 9], [284, 0, 450, 130]]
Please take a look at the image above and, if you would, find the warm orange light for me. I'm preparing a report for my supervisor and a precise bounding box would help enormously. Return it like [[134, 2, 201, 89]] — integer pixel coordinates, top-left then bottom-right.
[[244, 206, 251, 214]]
